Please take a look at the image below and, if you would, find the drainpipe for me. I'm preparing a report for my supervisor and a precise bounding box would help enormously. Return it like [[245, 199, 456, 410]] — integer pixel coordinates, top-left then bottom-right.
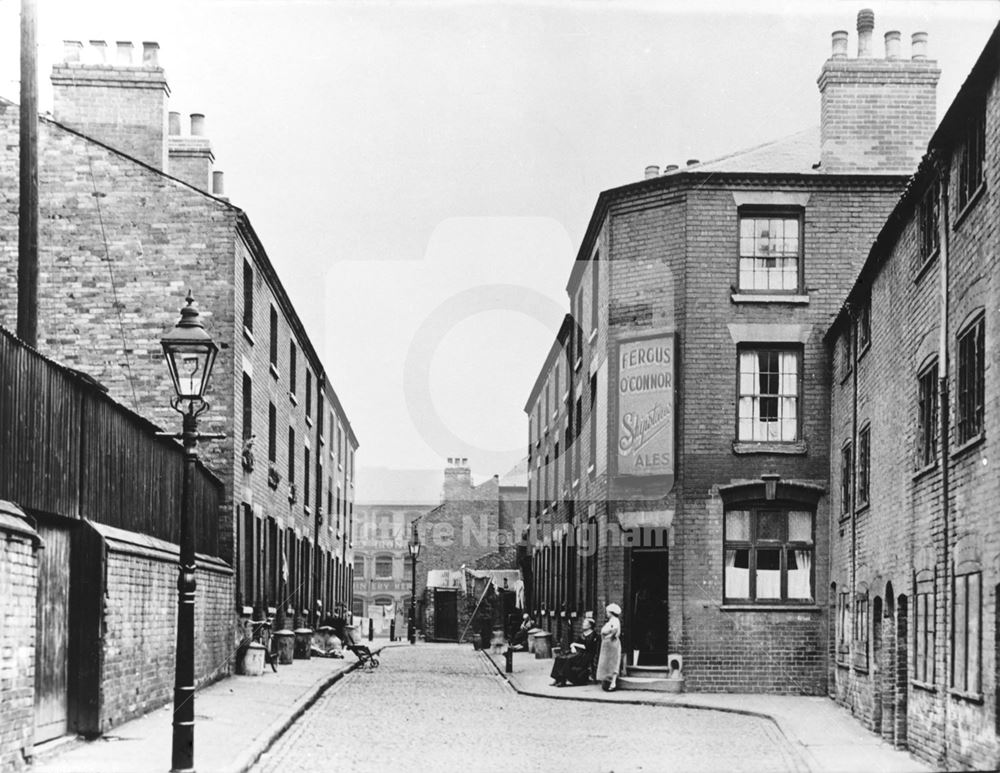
[[933, 152, 951, 766], [850, 303, 859, 711], [314, 372, 326, 630]]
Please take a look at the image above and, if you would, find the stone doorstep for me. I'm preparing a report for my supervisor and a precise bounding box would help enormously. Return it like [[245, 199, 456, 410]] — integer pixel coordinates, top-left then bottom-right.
[[618, 675, 685, 693]]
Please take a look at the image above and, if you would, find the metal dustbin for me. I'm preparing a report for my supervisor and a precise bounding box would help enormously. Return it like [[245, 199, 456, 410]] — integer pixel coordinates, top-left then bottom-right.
[[533, 631, 552, 659], [273, 629, 295, 665], [294, 627, 313, 659], [239, 642, 266, 676], [527, 628, 542, 654]]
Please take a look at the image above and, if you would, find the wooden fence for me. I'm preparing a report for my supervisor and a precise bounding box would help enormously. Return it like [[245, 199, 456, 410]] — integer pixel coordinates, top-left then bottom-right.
[[0, 327, 222, 555]]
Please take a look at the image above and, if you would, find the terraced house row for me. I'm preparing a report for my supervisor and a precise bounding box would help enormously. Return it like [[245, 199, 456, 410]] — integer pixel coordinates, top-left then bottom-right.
[[0, 38, 357, 758], [523, 12, 1000, 770]]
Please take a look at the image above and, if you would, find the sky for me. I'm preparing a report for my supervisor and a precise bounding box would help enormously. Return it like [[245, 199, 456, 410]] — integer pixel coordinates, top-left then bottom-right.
[[1, 0, 997, 486]]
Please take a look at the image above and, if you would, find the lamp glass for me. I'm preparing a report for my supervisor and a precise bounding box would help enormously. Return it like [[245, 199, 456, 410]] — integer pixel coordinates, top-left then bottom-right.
[[163, 340, 217, 400]]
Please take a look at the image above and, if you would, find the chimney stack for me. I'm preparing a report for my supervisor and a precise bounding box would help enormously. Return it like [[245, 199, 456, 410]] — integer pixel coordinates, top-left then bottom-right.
[[167, 112, 215, 192], [817, 9, 940, 174], [52, 38, 170, 170], [442, 457, 473, 502]]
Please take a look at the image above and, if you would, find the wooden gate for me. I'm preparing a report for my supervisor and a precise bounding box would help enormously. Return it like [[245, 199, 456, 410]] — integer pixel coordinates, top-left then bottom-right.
[[34, 520, 72, 744], [433, 588, 458, 641]]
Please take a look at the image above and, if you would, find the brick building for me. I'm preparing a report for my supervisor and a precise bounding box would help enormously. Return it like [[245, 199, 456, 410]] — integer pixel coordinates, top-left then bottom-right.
[[524, 11, 940, 693], [417, 459, 527, 642], [352, 467, 441, 634], [826, 22, 999, 770], [0, 42, 358, 646]]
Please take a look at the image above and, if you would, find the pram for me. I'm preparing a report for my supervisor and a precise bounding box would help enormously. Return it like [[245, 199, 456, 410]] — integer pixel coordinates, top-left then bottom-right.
[[342, 626, 379, 669]]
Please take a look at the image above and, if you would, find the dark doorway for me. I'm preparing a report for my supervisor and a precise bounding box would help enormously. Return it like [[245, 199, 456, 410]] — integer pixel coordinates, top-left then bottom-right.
[[895, 594, 908, 749], [34, 518, 72, 744], [872, 596, 883, 734], [434, 588, 459, 641], [630, 547, 669, 665]]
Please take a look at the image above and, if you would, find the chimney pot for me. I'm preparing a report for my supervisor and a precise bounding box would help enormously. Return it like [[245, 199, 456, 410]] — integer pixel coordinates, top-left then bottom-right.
[[116, 41, 134, 65], [856, 9, 874, 58], [142, 41, 160, 67], [89, 40, 108, 64], [830, 30, 849, 58], [884, 31, 901, 59], [212, 171, 225, 196], [190, 113, 206, 136], [663, 164, 679, 173], [63, 40, 83, 63], [686, 159, 699, 167], [644, 164, 660, 180], [911, 32, 928, 60], [168, 111, 181, 136]]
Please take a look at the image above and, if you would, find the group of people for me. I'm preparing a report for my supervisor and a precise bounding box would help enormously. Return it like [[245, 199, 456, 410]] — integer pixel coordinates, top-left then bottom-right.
[[546, 602, 623, 692]]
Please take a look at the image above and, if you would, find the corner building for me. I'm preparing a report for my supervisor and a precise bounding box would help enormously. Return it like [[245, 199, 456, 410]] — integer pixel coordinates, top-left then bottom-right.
[[525, 12, 940, 693], [827, 23, 1000, 769]]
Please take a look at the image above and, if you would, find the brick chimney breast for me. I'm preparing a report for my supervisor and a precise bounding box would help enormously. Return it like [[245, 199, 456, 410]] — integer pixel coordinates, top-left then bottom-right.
[[442, 458, 474, 502], [168, 113, 214, 192], [817, 9, 940, 174], [51, 39, 170, 171]]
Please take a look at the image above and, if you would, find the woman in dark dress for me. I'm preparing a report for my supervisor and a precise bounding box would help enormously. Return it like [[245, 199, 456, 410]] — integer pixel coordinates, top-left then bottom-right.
[[549, 618, 599, 686]]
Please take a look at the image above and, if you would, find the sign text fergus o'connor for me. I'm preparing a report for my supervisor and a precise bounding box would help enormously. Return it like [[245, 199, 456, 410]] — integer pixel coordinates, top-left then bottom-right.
[[616, 336, 675, 478]]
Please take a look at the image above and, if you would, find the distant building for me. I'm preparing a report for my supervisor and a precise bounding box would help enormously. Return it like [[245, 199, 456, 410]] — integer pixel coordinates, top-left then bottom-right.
[[826, 22, 999, 770], [352, 467, 442, 634], [524, 10, 939, 693]]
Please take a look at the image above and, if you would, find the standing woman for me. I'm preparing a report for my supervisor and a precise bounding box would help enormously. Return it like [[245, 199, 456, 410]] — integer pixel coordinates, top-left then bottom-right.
[[596, 603, 622, 691]]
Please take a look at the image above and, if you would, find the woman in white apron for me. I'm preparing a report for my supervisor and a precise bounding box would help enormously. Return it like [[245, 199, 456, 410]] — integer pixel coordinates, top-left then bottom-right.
[[596, 603, 622, 691]]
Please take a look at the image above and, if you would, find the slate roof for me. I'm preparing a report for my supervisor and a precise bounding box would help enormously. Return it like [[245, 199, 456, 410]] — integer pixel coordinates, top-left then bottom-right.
[[669, 127, 821, 176]]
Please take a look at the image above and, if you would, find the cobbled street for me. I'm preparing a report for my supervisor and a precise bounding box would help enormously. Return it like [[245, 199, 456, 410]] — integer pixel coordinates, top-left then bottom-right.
[[252, 644, 803, 773]]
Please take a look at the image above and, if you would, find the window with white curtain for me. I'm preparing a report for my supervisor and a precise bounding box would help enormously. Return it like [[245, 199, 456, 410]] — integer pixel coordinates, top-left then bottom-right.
[[738, 349, 800, 442], [724, 508, 813, 603], [738, 212, 802, 291]]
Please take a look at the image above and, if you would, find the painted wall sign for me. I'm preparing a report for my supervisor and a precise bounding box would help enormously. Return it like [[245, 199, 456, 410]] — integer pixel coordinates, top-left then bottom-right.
[[616, 336, 675, 480]]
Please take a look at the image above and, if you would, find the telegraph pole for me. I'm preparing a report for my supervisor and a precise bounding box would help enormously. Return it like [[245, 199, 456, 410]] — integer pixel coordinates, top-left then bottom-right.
[[18, 0, 39, 347]]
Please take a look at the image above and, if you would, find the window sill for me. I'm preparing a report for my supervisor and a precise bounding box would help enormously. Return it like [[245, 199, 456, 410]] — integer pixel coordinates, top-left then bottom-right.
[[587, 464, 595, 478], [243, 326, 255, 346], [912, 461, 938, 481], [840, 368, 852, 386], [949, 688, 984, 705], [574, 357, 583, 372], [588, 329, 598, 344], [721, 604, 820, 612], [304, 505, 312, 517], [305, 416, 313, 428], [913, 249, 939, 284], [732, 440, 807, 455], [853, 665, 870, 676], [836, 660, 850, 670], [951, 433, 985, 461], [855, 501, 870, 516], [288, 392, 298, 406], [857, 341, 870, 360], [730, 293, 809, 305], [270, 363, 280, 380], [954, 183, 986, 230], [911, 679, 936, 694]]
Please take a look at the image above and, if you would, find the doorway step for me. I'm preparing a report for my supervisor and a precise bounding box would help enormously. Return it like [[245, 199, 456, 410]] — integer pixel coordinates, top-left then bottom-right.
[[618, 664, 685, 692]]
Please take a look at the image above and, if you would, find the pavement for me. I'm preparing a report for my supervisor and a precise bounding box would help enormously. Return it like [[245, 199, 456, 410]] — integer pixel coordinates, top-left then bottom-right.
[[29, 645, 383, 773], [29, 641, 934, 773], [484, 649, 934, 773]]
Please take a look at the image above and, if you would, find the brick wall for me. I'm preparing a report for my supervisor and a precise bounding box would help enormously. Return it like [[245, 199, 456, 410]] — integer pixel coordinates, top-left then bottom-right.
[[99, 544, 233, 732], [0, 518, 39, 772]]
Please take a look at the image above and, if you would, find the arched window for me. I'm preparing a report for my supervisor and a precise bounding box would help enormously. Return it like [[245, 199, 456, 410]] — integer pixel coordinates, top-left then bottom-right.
[[375, 554, 393, 579]]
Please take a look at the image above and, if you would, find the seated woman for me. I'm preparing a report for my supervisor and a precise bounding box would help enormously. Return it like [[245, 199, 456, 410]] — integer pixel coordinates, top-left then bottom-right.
[[510, 614, 534, 650], [549, 618, 599, 687]]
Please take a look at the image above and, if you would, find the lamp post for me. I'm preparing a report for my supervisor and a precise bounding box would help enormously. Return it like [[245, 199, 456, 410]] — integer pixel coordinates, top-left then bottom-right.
[[408, 521, 421, 644], [161, 292, 221, 773]]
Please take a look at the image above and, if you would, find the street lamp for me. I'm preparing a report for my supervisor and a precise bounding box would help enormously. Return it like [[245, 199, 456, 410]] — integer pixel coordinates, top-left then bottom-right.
[[408, 521, 421, 644], [161, 292, 221, 773]]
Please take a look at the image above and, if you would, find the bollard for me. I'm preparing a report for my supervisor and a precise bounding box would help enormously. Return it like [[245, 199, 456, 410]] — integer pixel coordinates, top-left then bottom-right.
[[368, 619, 374, 642], [505, 648, 513, 673], [390, 619, 396, 641]]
